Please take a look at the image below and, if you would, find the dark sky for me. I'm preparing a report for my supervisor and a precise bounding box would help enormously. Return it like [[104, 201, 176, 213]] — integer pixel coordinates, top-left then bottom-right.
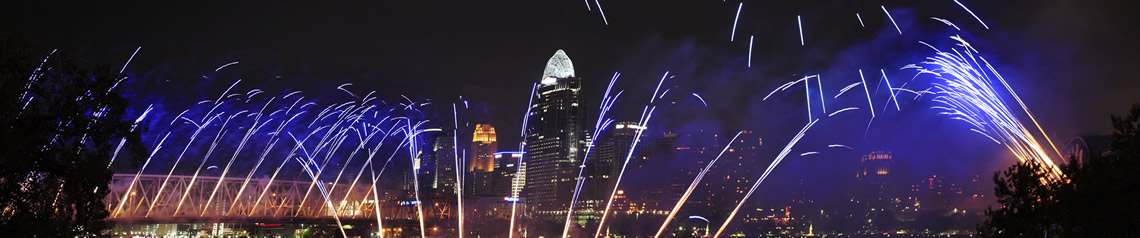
[[4, 0, 1139, 195]]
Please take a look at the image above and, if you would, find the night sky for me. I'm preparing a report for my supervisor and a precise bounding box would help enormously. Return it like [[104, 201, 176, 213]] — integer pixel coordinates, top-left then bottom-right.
[[4, 0, 1140, 199]]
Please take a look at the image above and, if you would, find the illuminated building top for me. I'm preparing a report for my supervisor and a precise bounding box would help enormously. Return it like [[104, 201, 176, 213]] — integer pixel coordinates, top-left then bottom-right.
[[473, 124, 497, 143], [541, 49, 575, 85]]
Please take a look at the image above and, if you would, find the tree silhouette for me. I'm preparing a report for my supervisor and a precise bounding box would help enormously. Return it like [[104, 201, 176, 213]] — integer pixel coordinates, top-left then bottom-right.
[[979, 103, 1140, 237], [0, 33, 143, 237]]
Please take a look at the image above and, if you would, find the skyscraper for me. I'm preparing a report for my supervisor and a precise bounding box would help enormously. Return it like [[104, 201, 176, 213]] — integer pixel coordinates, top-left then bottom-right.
[[470, 124, 498, 196], [495, 151, 526, 198], [524, 49, 587, 217], [434, 134, 458, 195]]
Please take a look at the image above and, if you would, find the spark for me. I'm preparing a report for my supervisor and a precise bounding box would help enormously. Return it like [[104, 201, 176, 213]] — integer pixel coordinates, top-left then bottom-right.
[[748, 35, 754, 67], [215, 61, 239, 72], [828, 107, 859, 117], [800, 151, 819, 156], [882, 6, 902, 35], [817, 75, 826, 113], [715, 119, 817, 238], [595, 0, 608, 25], [881, 69, 901, 111], [692, 93, 709, 107], [856, 13, 865, 27], [730, 2, 742, 42], [835, 82, 862, 99], [954, 0, 990, 29], [119, 46, 142, 74], [828, 144, 855, 150], [798, 15, 805, 46], [859, 70, 875, 118], [931, 17, 961, 31], [655, 132, 744, 238]]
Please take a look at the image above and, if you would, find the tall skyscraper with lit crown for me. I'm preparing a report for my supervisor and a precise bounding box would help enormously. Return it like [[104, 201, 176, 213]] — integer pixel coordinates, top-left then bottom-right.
[[525, 49, 587, 217]]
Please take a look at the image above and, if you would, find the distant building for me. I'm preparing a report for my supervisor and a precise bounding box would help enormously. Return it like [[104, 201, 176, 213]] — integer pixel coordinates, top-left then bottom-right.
[[433, 134, 458, 195], [856, 151, 895, 232], [469, 124, 498, 196], [495, 151, 526, 198], [524, 49, 587, 217]]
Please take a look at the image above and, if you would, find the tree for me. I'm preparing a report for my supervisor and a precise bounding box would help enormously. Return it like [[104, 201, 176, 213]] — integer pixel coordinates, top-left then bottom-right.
[[978, 103, 1140, 237], [0, 33, 143, 237]]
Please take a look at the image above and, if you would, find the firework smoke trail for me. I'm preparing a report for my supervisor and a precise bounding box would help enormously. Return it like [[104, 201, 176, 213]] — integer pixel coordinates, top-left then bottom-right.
[[653, 131, 744, 238], [595, 71, 668, 238], [730, 2, 742, 42], [954, 0, 990, 29], [882, 6, 902, 35], [562, 73, 621, 238], [906, 36, 1063, 179], [509, 83, 539, 238], [714, 119, 818, 238]]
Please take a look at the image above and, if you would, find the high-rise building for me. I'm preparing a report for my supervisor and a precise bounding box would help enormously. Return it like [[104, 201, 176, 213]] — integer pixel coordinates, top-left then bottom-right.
[[495, 151, 526, 198], [433, 134, 458, 195], [524, 49, 587, 217], [471, 124, 498, 171], [857, 151, 895, 231], [469, 124, 498, 196]]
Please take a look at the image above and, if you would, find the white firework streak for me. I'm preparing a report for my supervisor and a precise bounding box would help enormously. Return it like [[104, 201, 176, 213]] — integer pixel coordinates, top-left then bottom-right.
[[714, 119, 818, 238], [654, 131, 745, 238], [912, 36, 1062, 180], [562, 73, 621, 238], [834, 82, 862, 99]]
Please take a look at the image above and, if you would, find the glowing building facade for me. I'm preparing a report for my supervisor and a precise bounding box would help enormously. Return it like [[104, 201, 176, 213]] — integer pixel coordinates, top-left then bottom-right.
[[525, 49, 587, 217], [469, 124, 498, 196]]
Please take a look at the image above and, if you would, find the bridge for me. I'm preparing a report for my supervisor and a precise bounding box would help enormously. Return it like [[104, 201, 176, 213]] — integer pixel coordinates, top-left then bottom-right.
[[103, 173, 412, 224]]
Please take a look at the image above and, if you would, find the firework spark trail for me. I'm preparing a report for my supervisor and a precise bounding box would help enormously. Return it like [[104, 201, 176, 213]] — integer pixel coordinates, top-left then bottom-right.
[[653, 131, 744, 238], [111, 133, 170, 217], [692, 93, 709, 107], [859, 70, 875, 118], [143, 114, 222, 217], [882, 6, 902, 35], [452, 103, 465, 238], [828, 144, 854, 150], [828, 107, 860, 117], [595, 72, 667, 238], [931, 17, 961, 31], [909, 36, 1062, 179], [881, 69, 901, 111], [806, 74, 812, 120], [398, 118, 437, 238], [509, 83, 539, 238], [119, 46, 142, 74], [248, 126, 331, 216], [294, 151, 349, 238], [583, 0, 591, 11], [817, 75, 826, 113], [954, 0, 990, 29], [856, 13, 865, 27], [714, 119, 818, 238], [730, 2, 742, 42], [562, 73, 621, 238], [174, 113, 240, 216], [108, 105, 153, 168], [834, 82, 862, 99], [763, 75, 816, 101], [800, 151, 820, 156], [748, 35, 754, 67], [595, 0, 608, 25], [201, 98, 276, 216], [229, 101, 309, 214], [798, 15, 805, 46]]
